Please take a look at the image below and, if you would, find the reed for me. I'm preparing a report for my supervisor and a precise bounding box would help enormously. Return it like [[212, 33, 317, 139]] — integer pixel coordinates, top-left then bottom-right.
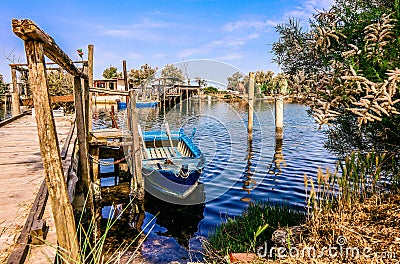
[[305, 150, 399, 213], [33, 197, 156, 264]]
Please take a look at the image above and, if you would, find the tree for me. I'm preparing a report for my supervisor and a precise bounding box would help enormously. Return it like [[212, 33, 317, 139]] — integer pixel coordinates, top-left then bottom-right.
[[47, 70, 74, 112], [0, 74, 9, 95], [161, 64, 184, 85], [102, 66, 121, 79], [272, 0, 400, 154], [255, 70, 274, 94], [227, 72, 244, 93], [129, 64, 157, 86]]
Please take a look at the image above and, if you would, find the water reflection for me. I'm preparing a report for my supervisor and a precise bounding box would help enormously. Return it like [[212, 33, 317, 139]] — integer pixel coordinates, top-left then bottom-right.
[[93, 99, 338, 262]]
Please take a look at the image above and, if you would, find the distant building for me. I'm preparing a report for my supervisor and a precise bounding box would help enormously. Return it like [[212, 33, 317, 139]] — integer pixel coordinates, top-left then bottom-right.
[[93, 78, 131, 90]]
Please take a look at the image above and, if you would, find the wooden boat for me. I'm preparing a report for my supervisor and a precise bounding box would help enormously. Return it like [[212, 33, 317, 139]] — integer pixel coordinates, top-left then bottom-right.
[[140, 129, 205, 199]]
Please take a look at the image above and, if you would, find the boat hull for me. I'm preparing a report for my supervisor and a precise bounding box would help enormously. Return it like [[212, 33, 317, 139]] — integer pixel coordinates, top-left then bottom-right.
[[143, 167, 203, 199]]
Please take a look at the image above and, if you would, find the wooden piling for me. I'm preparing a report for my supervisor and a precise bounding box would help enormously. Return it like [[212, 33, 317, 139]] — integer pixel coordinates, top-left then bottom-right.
[[275, 96, 283, 140], [129, 89, 144, 200], [74, 76, 91, 194], [11, 68, 20, 117], [87, 44, 94, 132], [24, 40, 79, 262], [248, 72, 255, 143]]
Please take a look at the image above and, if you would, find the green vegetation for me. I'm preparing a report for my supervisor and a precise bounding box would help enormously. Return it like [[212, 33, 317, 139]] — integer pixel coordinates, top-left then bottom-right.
[[129, 63, 157, 86], [206, 202, 305, 255], [203, 86, 218, 94], [102, 66, 121, 79], [0, 74, 9, 95], [47, 70, 74, 113], [205, 1, 400, 262], [161, 64, 185, 85], [272, 0, 400, 156]]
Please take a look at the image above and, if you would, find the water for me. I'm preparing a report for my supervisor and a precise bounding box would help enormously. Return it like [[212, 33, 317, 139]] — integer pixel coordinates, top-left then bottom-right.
[[93, 99, 338, 263]]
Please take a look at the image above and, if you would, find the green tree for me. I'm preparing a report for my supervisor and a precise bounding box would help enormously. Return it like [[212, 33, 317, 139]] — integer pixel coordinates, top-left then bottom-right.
[[227, 72, 244, 93], [102, 66, 121, 79], [129, 64, 157, 86], [161, 64, 184, 85], [255, 70, 274, 94], [0, 74, 9, 95], [47, 70, 74, 112], [203, 86, 218, 94]]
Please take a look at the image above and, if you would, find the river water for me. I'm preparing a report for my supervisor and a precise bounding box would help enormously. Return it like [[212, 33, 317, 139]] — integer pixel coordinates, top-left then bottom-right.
[[93, 99, 338, 263]]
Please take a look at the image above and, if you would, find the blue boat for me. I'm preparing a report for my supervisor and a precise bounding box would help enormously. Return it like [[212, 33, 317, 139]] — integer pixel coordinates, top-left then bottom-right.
[[141, 129, 205, 199], [118, 101, 158, 110], [136, 101, 158, 108]]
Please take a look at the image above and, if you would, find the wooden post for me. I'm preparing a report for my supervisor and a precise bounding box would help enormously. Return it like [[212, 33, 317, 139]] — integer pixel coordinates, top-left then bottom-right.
[[129, 89, 144, 200], [275, 96, 284, 140], [83, 78, 90, 135], [248, 72, 255, 143], [24, 40, 79, 262], [87, 44, 94, 132], [73, 76, 91, 193], [3, 94, 7, 120], [11, 68, 20, 116]]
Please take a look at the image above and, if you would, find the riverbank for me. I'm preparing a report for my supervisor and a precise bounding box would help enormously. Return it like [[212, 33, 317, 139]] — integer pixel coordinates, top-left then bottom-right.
[[205, 192, 400, 263], [204, 151, 400, 263]]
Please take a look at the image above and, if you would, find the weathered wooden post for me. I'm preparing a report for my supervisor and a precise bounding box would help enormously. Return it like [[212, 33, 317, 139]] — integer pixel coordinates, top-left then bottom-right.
[[24, 40, 80, 262], [87, 44, 94, 132], [11, 67, 20, 116], [248, 72, 255, 143], [74, 76, 91, 193], [275, 96, 283, 140], [83, 78, 90, 136], [129, 89, 145, 200]]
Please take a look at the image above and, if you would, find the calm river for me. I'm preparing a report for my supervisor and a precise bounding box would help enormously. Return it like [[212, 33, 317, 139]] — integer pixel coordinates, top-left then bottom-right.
[[93, 98, 338, 263]]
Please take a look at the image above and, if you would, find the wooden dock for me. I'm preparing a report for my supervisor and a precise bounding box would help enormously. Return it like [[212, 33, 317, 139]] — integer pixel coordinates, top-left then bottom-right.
[[0, 114, 75, 263]]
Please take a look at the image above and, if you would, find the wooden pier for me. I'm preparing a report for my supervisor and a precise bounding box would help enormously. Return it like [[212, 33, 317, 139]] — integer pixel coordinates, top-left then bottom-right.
[[0, 17, 210, 264], [0, 114, 76, 263]]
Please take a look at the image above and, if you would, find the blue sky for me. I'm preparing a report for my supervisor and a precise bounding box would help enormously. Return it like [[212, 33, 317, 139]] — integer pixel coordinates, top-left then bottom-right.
[[0, 0, 332, 83]]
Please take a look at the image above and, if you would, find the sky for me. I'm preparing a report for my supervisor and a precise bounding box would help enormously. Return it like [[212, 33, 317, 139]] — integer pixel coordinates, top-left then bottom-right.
[[0, 0, 333, 84]]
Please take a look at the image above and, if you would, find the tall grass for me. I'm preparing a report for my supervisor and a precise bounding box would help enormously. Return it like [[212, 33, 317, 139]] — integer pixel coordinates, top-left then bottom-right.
[[35, 198, 156, 264], [305, 151, 400, 213]]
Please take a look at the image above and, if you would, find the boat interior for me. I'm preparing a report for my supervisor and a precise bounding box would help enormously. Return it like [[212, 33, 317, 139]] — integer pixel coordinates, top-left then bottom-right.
[[143, 139, 194, 160]]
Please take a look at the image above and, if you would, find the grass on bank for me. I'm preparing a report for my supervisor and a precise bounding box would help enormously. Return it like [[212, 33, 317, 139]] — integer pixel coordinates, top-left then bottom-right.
[[204, 151, 400, 263], [205, 201, 306, 261]]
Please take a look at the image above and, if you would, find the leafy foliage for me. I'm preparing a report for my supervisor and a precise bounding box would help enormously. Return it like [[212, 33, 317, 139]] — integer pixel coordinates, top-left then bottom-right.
[[272, 0, 400, 155], [161, 64, 184, 85], [0, 74, 10, 95], [207, 202, 305, 254], [227, 72, 245, 93], [203, 86, 218, 94], [102, 66, 121, 79], [128, 64, 157, 86], [47, 70, 74, 112]]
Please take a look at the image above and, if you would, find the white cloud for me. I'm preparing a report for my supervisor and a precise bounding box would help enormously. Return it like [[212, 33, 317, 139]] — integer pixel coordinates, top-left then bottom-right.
[[128, 52, 143, 59], [224, 19, 278, 32], [284, 0, 334, 21], [216, 52, 245, 61]]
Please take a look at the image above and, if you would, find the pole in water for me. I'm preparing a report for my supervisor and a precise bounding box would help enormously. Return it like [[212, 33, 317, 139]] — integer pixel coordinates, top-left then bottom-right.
[[275, 96, 283, 140], [248, 72, 255, 143]]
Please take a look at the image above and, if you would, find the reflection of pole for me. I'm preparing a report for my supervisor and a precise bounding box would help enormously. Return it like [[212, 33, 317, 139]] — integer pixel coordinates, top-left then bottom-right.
[[248, 72, 255, 143], [275, 96, 283, 140]]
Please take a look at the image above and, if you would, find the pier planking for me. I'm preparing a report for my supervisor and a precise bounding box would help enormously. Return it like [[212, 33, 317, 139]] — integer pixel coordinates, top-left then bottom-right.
[[0, 114, 74, 263]]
